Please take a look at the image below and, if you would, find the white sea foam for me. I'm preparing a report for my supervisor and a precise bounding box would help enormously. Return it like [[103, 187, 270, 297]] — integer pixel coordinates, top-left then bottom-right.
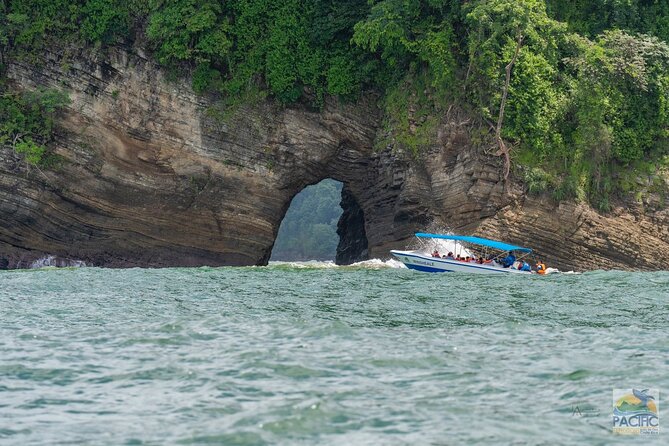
[[541, 268, 581, 275], [349, 258, 406, 269], [29, 256, 87, 269], [405, 226, 473, 258], [268, 258, 406, 269], [269, 260, 338, 269]]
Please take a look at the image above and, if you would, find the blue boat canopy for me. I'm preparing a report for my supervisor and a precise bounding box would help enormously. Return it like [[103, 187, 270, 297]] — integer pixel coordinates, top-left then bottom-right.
[[415, 233, 532, 253]]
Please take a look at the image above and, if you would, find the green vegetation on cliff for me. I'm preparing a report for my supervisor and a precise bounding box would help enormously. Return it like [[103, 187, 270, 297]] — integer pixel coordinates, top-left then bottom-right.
[[1, 0, 668, 208], [0, 86, 70, 166]]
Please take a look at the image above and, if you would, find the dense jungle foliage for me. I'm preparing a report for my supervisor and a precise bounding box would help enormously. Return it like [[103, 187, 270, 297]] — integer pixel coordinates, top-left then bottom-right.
[[0, 87, 70, 166], [1, 0, 669, 209], [270, 179, 343, 261]]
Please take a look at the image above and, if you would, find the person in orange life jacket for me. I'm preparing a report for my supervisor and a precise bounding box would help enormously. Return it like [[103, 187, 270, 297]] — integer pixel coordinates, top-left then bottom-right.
[[535, 261, 547, 275]]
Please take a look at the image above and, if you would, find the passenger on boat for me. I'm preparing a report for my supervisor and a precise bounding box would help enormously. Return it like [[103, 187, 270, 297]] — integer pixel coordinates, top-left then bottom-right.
[[535, 261, 547, 275], [477, 257, 484, 264], [501, 253, 516, 268], [519, 261, 531, 272], [432, 250, 441, 258], [456, 255, 462, 261], [443, 252, 454, 260]]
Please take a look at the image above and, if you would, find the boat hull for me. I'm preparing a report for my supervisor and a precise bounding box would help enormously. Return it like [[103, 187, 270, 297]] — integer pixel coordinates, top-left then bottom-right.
[[390, 250, 531, 274]]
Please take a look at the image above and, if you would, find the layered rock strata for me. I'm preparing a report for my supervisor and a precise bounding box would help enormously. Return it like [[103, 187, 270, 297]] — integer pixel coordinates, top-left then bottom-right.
[[1, 45, 667, 271]]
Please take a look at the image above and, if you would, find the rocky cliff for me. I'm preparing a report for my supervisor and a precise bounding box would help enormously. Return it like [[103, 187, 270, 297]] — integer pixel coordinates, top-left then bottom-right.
[[1, 45, 667, 271]]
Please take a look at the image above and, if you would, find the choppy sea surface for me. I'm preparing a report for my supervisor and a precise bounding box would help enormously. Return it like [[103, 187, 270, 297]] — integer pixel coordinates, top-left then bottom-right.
[[1, 261, 667, 445]]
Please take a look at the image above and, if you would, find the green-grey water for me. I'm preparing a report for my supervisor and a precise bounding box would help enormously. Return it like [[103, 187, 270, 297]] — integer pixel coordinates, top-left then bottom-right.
[[1, 263, 667, 445]]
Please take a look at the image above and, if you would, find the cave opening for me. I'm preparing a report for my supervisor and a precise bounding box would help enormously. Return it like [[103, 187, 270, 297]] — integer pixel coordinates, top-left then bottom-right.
[[270, 179, 344, 262], [270, 178, 369, 264]]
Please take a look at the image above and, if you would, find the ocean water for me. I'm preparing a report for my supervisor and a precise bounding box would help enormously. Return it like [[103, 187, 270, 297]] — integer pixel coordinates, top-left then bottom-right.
[[1, 262, 667, 445]]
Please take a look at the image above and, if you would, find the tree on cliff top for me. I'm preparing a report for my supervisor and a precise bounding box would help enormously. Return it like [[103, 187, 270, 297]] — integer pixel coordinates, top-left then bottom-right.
[[464, 0, 566, 179]]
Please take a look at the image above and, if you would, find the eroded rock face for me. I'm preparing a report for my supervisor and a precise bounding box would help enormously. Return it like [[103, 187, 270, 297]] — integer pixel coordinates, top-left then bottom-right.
[[0, 45, 400, 268], [336, 185, 368, 265], [1, 45, 667, 271], [385, 113, 669, 272]]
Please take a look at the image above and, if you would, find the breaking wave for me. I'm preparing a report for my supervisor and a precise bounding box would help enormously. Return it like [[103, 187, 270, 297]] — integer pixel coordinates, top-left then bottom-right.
[[29, 256, 88, 269], [268, 258, 406, 270]]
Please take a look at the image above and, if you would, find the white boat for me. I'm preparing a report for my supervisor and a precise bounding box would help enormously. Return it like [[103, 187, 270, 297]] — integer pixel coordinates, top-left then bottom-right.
[[391, 233, 535, 274]]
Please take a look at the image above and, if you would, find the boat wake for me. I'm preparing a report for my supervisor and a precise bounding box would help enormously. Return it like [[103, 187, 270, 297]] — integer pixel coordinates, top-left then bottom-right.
[[350, 258, 407, 269]]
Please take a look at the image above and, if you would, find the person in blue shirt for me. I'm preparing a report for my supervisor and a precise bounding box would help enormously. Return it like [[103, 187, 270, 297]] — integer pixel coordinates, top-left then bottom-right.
[[520, 261, 531, 271], [501, 252, 516, 268]]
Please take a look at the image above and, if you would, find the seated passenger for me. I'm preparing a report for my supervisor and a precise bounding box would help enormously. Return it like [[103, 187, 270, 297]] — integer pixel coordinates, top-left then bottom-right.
[[477, 257, 484, 264], [456, 255, 462, 261], [535, 261, 547, 275], [500, 253, 516, 268], [432, 250, 441, 258], [520, 261, 531, 272], [446, 252, 454, 259]]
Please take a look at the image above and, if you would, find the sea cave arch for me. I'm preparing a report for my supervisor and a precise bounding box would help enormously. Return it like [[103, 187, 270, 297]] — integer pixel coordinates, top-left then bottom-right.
[[269, 178, 369, 265]]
